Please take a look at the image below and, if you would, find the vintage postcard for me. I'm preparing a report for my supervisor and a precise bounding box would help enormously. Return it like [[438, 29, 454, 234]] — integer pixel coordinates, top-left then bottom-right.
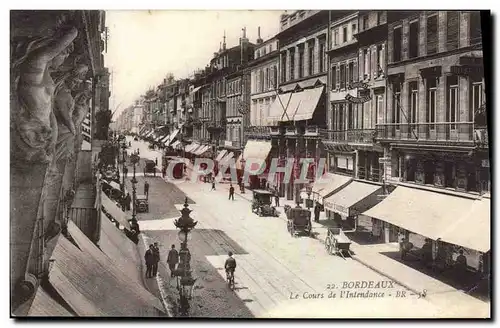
[[10, 9, 491, 318]]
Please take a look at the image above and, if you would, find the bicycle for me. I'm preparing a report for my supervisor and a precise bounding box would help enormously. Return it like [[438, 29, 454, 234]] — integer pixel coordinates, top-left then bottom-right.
[[226, 270, 235, 290]]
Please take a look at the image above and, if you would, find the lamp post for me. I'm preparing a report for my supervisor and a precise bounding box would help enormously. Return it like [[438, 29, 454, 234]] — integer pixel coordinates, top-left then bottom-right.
[[174, 197, 198, 316], [121, 141, 127, 192], [240, 155, 246, 193], [129, 153, 140, 234]]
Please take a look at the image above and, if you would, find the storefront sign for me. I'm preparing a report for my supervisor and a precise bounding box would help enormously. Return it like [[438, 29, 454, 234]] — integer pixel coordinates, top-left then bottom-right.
[[450, 65, 484, 76], [325, 200, 350, 217], [345, 81, 371, 104], [459, 56, 483, 66], [378, 157, 391, 164]]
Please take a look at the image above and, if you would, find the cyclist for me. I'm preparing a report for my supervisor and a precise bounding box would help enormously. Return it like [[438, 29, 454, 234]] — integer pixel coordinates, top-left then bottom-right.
[[224, 251, 237, 281]]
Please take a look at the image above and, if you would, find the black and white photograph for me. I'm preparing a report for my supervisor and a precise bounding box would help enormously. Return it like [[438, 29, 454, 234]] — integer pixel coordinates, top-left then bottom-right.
[[9, 8, 491, 319]]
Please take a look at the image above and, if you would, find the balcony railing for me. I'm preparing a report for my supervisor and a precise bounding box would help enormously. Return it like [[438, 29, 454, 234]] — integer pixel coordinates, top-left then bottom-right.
[[304, 126, 320, 136], [319, 128, 376, 144], [245, 126, 271, 136], [376, 122, 477, 144]]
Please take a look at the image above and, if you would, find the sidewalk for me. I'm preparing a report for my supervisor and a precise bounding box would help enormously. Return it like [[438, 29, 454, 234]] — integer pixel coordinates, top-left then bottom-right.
[[215, 180, 489, 313]]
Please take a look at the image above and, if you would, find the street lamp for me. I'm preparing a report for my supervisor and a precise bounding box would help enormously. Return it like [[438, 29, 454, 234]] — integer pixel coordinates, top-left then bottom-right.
[[240, 155, 246, 194], [129, 153, 140, 235], [173, 197, 198, 316], [121, 141, 127, 192]]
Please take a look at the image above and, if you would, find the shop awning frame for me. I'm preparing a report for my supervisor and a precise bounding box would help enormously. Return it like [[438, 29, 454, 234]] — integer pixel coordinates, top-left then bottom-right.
[[101, 193, 131, 230], [362, 186, 478, 242], [323, 180, 384, 217], [215, 149, 228, 162], [241, 140, 272, 173]]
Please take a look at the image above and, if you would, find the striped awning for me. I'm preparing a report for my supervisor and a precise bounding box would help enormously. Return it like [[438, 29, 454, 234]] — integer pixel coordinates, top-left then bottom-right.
[[215, 149, 228, 161], [101, 193, 131, 230], [194, 145, 210, 156]]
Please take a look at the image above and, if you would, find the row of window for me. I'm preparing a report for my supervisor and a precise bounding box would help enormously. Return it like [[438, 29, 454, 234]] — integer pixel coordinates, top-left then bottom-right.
[[250, 96, 275, 126], [332, 21, 356, 47], [255, 41, 277, 59], [390, 76, 483, 126], [392, 12, 481, 62], [281, 37, 327, 83], [253, 65, 278, 94], [331, 96, 382, 131], [226, 125, 242, 144]]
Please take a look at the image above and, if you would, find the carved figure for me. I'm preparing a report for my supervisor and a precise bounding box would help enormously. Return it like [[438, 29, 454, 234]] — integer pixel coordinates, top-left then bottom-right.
[[11, 26, 78, 164]]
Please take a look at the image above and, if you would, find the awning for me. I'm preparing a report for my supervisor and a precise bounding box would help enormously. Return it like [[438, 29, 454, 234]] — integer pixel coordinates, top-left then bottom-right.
[[219, 152, 234, 166], [171, 140, 181, 149], [323, 181, 384, 217], [103, 180, 121, 191], [194, 145, 210, 156], [165, 129, 180, 146], [145, 131, 154, 138], [101, 193, 131, 230], [27, 287, 74, 316], [99, 217, 143, 284], [292, 86, 324, 121], [189, 143, 202, 154], [49, 223, 165, 316], [191, 86, 202, 94], [267, 93, 292, 125], [241, 140, 272, 172], [363, 186, 477, 241], [439, 198, 490, 253], [215, 149, 228, 161], [184, 144, 194, 152], [316, 173, 353, 202]]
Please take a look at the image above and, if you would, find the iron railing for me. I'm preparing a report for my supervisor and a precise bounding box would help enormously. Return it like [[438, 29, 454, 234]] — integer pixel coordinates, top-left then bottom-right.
[[319, 128, 376, 144], [375, 122, 477, 143]]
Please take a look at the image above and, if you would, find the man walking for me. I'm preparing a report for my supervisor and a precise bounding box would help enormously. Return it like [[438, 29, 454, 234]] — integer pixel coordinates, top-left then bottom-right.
[[274, 193, 280, 207], [152, 242, 160, 277], [211, 179, 216, 191], [314, 203, 321, 222], [162, 166, 166, 179], [123, 166, 128, 180], [167, 244, 179, 278], [229, 184, 235, 200], [144, 244, 155, 278], [144, 181, 150, 197], [155, 157, 158, 166], [125, 192, 132, 211]]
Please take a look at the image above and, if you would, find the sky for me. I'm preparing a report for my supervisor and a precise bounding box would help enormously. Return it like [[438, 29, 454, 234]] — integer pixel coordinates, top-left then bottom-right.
[[104, 10, 284, 116]]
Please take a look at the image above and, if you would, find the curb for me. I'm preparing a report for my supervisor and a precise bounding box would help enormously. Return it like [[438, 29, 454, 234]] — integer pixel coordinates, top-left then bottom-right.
[[350, 254, 426, 298]]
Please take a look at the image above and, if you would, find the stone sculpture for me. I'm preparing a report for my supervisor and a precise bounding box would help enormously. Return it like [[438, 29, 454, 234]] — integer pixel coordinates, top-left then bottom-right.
[[11, 25, 78, 165]]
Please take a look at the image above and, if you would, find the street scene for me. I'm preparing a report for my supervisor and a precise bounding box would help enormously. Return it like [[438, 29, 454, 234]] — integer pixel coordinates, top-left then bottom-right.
[[10, 9, 491, 319]]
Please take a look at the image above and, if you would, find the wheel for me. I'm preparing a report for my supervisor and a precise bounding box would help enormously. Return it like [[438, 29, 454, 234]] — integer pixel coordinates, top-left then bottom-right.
[[287, 221, 291, 232], [325, 237, 331, 252], [332, 239, 338, 256], [290, 225, 294, 237]]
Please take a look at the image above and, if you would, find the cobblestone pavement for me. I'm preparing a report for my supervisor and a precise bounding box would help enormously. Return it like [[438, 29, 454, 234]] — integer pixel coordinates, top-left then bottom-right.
[[126, 138, 488, 318]]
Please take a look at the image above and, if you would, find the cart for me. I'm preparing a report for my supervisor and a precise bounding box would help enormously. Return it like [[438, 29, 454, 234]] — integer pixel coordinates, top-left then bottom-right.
[[251, 190, 278, 217], [285, 206, 312, 237], [135, 194, 149, 213], [324, 227, 352, 259], [143, 159, 157, 177]]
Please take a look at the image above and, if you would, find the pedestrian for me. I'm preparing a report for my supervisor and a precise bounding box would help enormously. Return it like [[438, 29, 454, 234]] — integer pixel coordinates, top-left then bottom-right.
[[123, 166, 128, 179], [167, 244, 179, 278], [155, 157, 158, 166], [211, 179, 216, 191], [125, 192, 131, 211], [229, 184, 235, 200], [129, 141, 131, 147], [152, 242, 160, 277], [274, 193, 280, 207], [144, 181, 150, 197], [314, 203, 321, 222], [144, 244, 155, 278], [162, 166, 166, 179]]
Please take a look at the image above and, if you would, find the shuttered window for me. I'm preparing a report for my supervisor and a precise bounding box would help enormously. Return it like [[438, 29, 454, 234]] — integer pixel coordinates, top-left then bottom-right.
[[427, 15, 438, 55], [446, 11, 459, 51]]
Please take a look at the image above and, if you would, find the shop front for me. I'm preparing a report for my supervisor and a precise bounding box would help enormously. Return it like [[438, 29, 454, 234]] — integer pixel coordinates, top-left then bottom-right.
[[323, 180, 384, 231], [363, 186, 490, 272]]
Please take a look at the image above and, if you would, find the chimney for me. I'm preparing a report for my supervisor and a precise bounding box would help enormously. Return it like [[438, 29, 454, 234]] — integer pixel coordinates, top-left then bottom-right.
[[240, 27, 249, 66], [223, 30, 227, 50], [256, 26, 263, 44]]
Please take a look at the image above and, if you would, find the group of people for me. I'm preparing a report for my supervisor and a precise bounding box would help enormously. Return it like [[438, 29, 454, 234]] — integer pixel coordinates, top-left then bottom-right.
[[144, 243, 181, 278]]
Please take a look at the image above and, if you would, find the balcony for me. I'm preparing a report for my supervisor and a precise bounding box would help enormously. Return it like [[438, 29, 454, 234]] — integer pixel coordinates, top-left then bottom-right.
[[245, 126, 271, 139], [304, 126, 320, 137], [285, 127, 300, 136], [376, 123, 476, 145], [270, 126, 284, 136], [319, 128, 376, 145]]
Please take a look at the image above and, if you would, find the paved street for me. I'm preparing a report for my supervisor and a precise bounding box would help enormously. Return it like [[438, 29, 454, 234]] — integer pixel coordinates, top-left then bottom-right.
[[127, 138, 488, 318]]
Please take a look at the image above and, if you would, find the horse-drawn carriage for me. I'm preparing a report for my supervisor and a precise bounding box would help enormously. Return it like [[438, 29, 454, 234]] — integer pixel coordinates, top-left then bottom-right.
[[143, 159, 157, 177], [135, 194, 149, 213], [285, 205, 312, 237], [251, 190, 278, 217]]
